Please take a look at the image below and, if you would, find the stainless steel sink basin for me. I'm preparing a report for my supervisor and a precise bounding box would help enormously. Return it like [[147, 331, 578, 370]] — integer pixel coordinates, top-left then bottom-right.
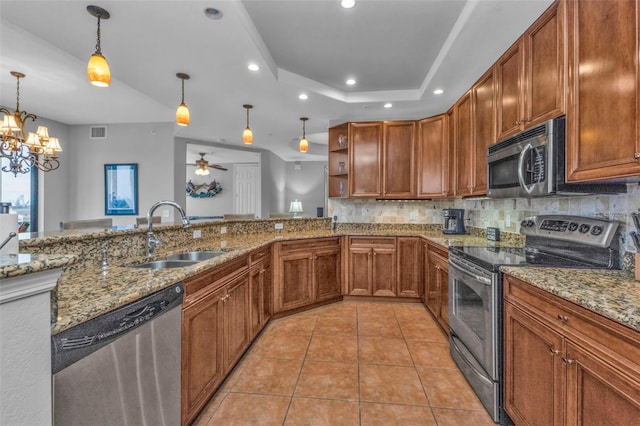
[[165, 251, 225, 261], [130, 260, 200, 269]]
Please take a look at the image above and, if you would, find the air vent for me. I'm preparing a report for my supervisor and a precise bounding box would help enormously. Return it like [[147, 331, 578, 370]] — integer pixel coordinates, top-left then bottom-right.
[[90, 126, 107, 139]]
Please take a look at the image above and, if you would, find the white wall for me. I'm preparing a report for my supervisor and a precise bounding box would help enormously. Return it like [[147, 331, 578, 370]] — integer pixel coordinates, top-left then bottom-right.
[[185, 163, 234, 217], [261, 151, 287, 216], [67, 122, 175, 227], [285, 161, 327, 217]]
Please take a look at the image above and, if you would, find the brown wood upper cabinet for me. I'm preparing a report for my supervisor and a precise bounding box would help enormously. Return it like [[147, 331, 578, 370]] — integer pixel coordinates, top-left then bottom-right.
[[417, 114, 450, 198], [452, 90, 473, 196], [382, 121, 416, 198], [349, 122, 382, 198], [565, 0, 640, 182], [328, 123, 349, 198], [471, 68, 497, 196], [497, 0, 565, 140]]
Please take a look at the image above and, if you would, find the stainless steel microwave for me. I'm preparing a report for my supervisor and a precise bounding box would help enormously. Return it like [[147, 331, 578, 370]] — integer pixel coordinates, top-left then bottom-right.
[[486, 116, 626, 198]]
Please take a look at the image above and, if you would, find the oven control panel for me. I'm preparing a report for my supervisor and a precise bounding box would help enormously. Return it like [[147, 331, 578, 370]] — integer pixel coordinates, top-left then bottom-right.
[[520, 215, 618, 248]]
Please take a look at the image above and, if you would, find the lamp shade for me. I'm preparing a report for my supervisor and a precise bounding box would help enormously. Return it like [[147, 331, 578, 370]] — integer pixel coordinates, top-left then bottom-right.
[[87, 53, 111, 87], [289, 200, 303, 213], [176, 102, 190, 126], [299, 137, 309, 153], [243, 127, 253, 144]]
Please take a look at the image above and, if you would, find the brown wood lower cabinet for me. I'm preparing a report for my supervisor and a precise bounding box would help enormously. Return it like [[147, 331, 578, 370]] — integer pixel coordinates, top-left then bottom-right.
[[347, 237, 397, 297], [504, 274, 640, 426], [423, 242, 449, 333], [274, 237, 341, 313], [397, 237, 422, 298]]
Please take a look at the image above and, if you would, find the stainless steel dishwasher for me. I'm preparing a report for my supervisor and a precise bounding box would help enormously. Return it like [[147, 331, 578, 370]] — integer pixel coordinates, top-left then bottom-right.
[[52, 283, 183, 426]]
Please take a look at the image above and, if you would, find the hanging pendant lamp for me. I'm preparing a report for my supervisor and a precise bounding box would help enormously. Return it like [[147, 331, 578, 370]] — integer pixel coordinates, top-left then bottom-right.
[[242, 104, 253, 144], [299, 117, 309, 153], [176, 73, 191, 126], [86, 5, 111, 87]]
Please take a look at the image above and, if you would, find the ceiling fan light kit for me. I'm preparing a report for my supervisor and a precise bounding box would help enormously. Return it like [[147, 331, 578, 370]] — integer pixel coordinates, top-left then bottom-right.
[[176, 73, 191, 126], [188, 152, 228, 176], [242, 104, 253, 144], [299, 117, 309, 153], [86, 5, 111, 87]]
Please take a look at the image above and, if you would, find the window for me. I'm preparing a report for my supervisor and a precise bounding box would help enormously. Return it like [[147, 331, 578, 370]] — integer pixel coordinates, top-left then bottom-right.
[[0, 160, 38, 233]]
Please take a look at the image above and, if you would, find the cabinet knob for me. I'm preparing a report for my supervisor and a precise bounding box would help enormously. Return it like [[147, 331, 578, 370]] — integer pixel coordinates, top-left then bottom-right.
[[562, 357, 574, 365], [635, 152, 640, 159], [549, 348, 560, 356], [557, 314, 569, 322]]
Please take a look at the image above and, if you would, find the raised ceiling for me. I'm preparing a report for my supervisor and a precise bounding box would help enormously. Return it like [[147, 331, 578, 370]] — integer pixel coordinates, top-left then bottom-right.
[[0, 0, 553, 162]]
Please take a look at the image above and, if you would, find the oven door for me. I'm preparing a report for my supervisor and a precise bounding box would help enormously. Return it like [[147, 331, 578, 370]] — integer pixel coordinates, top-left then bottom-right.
[[448, 255, 498, 379]]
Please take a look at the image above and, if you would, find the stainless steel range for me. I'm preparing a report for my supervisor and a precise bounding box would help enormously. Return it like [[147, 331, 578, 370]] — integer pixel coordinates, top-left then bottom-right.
[[447, 215, 620, 424]]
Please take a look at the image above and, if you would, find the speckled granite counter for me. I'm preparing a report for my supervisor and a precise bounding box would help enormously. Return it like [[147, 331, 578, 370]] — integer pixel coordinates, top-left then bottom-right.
[[0, 253, 80, 279], [501, 266, 640, 332]]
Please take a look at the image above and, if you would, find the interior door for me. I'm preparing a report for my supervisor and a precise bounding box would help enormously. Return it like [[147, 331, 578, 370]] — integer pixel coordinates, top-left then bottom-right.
[[233, 164, 261, 217]]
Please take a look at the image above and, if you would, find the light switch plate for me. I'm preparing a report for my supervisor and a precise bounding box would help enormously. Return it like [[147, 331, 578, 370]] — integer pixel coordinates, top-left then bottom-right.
[[162, 210, 170, 218], [193, 229, 202, 239], [220, 226, 227, 234], [275, 223, 284, 230]]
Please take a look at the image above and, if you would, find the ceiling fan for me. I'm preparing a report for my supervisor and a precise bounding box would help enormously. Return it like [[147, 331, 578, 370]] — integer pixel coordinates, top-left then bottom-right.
[[186, 153, 228, 175]]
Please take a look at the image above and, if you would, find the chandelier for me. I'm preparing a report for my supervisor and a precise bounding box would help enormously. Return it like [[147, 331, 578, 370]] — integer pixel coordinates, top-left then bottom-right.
[[1, 71, 62, 176]]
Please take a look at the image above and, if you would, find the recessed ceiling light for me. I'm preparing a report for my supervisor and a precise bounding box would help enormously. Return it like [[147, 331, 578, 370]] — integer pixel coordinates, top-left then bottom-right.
[[248, 63, 260, 71], [433, 88, 444, 95], [384, 103, 393, 108], [299, 93, 308, 100], [204, 7, 223, 20], [346, 78, 356, 86], [341, 0, 356, 9]]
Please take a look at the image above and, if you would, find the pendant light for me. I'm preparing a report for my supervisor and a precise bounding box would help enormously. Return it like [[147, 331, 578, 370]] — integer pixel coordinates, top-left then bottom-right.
[[299, 117, 309, 153], [242, 104, 253, 144], [86, 5, 111, 87], [176, 73, 190, 126]]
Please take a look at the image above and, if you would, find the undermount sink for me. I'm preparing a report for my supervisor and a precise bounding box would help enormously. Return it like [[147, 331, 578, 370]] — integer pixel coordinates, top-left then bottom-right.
[[129, 260, 200, 269], [164, 251, 226, 261]]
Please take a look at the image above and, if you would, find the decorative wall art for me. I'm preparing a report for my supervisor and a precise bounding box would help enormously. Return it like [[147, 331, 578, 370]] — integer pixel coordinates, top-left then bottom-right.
[[104, 163, 138, 215], [187, 179, 222, 198]]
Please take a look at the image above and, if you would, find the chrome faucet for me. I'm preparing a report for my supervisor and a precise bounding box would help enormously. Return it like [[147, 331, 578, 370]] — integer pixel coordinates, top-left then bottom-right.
[[0, 232, 17, 251], [146, 200, 190, 258]]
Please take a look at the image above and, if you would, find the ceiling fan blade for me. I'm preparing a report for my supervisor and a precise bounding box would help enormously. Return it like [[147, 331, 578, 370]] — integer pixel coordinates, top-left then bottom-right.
[[210, 164, 228, 171]]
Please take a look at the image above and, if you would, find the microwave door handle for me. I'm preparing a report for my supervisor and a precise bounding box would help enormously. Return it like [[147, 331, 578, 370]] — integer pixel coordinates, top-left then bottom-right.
[[448, 260, 492, 285], [518, 143, 535, 195]]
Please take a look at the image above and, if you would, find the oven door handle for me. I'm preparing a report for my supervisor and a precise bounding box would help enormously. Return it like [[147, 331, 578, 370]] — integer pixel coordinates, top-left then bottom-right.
[[517, 142, 535, 194], [448, 259, 492, 285]]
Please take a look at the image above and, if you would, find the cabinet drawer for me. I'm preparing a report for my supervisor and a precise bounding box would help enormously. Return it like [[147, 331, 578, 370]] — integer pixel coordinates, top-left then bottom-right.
[[504, 275, 640, 369], [426, 241, 448, 259], [184, 255, 248, 301], [250, 246, 271, 266], [278, 237, 341, 254], [348, 236, 396, 248]]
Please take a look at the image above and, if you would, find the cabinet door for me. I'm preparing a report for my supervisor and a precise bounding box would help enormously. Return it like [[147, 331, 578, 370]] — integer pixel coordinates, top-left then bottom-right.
[[496, 39, 525, 140], [224, 273, 251, 369], [350, 122, 382, 197], [564, 340, 640, 426], [372, 248, 397, 297], [249, 266, 263, 336], [348, 247, 372, 296], [417, 114, 449, 198], [437, 261, 449, 333], [261, 262, 272, 326], [471, 68, 496, 196], [181, 287, 225, 425], [453, 91, 473, 196], [382, 121, 416, 198], [566, 0, 640, 181], [504, 302, 564, 426], [425, 251, 440, 318], [278, 252, 313, 311], [397, 237, 422, 298], [524, 0, 565, 127], [314, 248, 342, 301]]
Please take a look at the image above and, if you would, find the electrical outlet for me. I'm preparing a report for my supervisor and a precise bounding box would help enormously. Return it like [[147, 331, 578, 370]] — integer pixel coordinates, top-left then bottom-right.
[[220, 240, 227, 248], [220, 226, 227, 235], [506, 214, 511, 227], [192, 229, 202, 239], [275, 223, 284, 230], [409, 211, 417, 220], [162, 210, 170, 218]]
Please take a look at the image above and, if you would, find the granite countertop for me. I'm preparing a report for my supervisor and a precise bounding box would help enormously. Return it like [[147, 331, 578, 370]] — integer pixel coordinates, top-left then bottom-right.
[[0, 253, 80, 279], [501, 266, 640, 332]]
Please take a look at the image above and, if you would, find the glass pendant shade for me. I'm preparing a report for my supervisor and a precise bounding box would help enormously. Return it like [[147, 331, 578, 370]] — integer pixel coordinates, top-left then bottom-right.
[[176, 102, 190, 126], [243, 127, 253, 144], [87, 53, 111, 87], [299, 137, 309, 153]]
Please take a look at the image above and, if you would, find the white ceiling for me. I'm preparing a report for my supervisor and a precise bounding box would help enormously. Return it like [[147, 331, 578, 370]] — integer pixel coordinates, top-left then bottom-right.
[[0, 0, 553, 162]]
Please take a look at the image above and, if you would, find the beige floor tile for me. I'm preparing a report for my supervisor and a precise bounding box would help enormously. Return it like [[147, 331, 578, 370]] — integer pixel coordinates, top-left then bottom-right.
[[193, 391, 227, 426], [358, 319, 404, 339], [407, 341, 457, 368], [295, 360, 359, 401], [360, 402, 437, 426], [358, 337, 413, 366], [359, 364, 429, 406], [306, 335, 358, 363], [314, 315, 358, 336], [250, 333, 310, 359], [207, 393, 290, 426], [230, 357, 302, 395], [417, 367, 485, 410], [284, 397, 360, 426], [357, 303, 398, 322], [431, 408, 496, 426], [315, 302, 358, 319], [265, 315, 317, 337], [399, 320, 448, 342]]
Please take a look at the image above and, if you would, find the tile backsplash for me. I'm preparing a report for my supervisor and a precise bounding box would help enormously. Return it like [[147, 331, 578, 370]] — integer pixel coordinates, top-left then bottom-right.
[[329, 183, 640, 253]]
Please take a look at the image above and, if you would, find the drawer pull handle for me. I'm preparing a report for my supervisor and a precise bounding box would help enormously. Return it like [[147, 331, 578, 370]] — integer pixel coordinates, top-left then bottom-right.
[[557, 314, 569, 322], [549, 348, 560, 355], [562, 357, 574, 364]]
